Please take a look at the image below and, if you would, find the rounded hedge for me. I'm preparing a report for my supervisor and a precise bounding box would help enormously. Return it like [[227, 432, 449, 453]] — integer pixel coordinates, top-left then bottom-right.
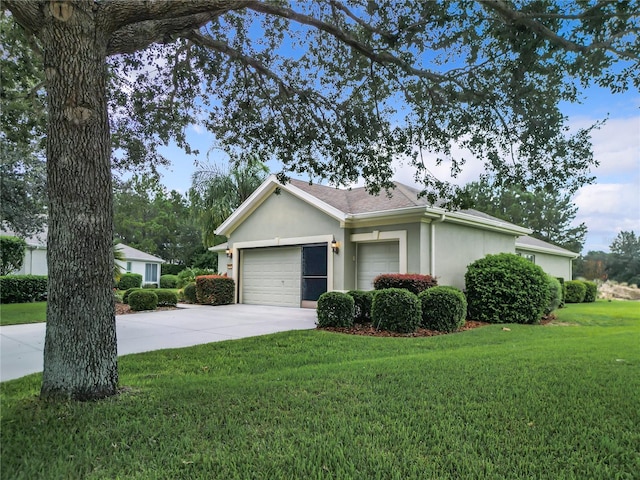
[[581, 281, 597, 303], [128, 290, 158, 311], [155, 289, 178, 307], [118, 273, 142, 290], [123, 287, 141, 304], [371, 288, 422, 333], [183, 282, 198, 304], [317, 292, 355, 328], [419, 286, 467, 332], [545, 275, 563, 315], [347, 290, 374, 322], [159, 274, 180, 289], [565, 280, 587, 303], [465, 253, 548, 324]]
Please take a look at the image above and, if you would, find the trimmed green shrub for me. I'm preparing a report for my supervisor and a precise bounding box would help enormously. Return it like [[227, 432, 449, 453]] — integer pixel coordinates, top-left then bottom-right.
[[373, 273, 437, 295], [347, 290, 374, 322], [118, 273, 142, 290], [465, 253, 548, 324], [196, 275, 235, 305], [556, 277, 566, 308], [0, 236, 27, 275], [177, 267, 216, 288], [371, 288, 422, 333], [123, 288, 141, 304], [143, 283, 158, 289], [317, 292, 355, 328], [183, 282, 198, 304], [419, 286, 467, 332], [155, 289, 178, 307], [581, 281, 597, 303], [0, 275, 48, 303], [545, 276, 563, 315], [128, 290, 158, 311], [565, 280, 587, 303], [159, 274, 179, 289], [161, 264, 184, 276]]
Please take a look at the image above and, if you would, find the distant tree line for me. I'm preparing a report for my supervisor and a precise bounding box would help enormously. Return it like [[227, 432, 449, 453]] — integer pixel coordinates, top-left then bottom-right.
[[574, 231, 640, 285]]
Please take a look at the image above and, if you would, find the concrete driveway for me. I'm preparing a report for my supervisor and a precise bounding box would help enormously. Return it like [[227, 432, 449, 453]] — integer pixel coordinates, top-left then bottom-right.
[[0, 304, 317, 382]]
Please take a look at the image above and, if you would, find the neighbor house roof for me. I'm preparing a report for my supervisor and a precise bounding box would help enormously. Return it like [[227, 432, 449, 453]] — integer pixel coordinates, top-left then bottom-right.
[[216, 175, 531, 237], [516, 235, 578, 258], [0, 224, 47, 248], [115, 243, 165, 263]]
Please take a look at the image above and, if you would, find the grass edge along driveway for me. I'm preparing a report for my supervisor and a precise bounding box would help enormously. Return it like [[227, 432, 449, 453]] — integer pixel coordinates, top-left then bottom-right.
[[1, 300, 639, 479]]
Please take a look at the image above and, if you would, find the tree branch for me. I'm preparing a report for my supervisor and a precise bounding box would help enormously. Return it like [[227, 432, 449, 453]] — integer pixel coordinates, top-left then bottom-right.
[[4, 0, 45, 35], [479, 0, 640, 61], [184, 29, 335, 109], [244, 1, 446, 84], [99, 0, 249, 33], [106, 12, 219, 55]]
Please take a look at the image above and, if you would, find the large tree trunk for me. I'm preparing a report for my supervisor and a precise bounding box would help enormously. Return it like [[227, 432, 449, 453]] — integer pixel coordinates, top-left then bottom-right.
[[40, 2, 117, 400]]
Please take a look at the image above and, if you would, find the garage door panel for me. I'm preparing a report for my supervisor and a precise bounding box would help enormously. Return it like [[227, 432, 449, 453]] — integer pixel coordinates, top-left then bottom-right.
[[241, 247, 301, 307], [357, 242, 400, 290]]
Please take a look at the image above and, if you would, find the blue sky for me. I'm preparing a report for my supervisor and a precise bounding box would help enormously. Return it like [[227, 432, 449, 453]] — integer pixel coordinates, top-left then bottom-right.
[[155, 82, 639, 256]]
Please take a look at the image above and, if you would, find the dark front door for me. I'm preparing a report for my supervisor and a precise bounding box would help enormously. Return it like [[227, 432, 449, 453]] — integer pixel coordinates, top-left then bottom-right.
[[301, 244, 328, 307]]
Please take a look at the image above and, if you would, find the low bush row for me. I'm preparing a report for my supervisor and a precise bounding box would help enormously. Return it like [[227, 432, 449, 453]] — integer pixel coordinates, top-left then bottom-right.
[[0, 275, 48, 303], [123, 288, 178, 308], [317, 253, 575, 332], [317, 286, 467, 334], [565, 280, 597, 303]]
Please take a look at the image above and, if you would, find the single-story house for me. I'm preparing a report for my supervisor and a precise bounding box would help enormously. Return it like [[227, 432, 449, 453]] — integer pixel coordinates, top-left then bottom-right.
[[212, 175, 578, 308], [0, 225, 164, 286], [115, 243, 165, 287], [0, 227, 48, 276]]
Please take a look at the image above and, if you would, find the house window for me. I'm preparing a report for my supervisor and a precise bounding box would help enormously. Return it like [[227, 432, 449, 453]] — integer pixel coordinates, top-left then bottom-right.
[[145, 263, 158, 283], [126, 262, 132, 272], [517, 252, 536, 264]]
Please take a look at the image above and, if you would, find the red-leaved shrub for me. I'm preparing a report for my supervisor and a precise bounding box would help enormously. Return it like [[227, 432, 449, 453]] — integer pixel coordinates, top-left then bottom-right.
[[373, 273, 437, 295], [195, 275, 235, 305]]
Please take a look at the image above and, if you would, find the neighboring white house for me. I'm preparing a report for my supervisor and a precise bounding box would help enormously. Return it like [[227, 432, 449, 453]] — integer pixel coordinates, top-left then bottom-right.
[[212, 175, 579, 308], [1, 226, 164, 286], [0, 227, 48, 276], [115, 243, 165, 286]]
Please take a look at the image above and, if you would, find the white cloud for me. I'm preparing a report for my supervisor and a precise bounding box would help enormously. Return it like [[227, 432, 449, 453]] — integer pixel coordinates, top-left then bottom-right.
[[587, 116, 640, 179], [574, 183, 640, 252]]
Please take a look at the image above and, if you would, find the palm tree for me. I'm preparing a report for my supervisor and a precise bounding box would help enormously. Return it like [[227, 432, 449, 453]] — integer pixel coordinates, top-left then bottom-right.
[[191, 153, 269, 246]]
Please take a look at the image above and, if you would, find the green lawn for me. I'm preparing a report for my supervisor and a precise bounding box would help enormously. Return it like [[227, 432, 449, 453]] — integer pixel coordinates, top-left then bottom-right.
[[1, 300, 638, 479], [0, 302, 46, 326]]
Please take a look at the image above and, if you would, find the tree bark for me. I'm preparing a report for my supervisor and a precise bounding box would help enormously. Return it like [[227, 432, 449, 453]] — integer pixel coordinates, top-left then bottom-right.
[[40, 1, 117, 400]]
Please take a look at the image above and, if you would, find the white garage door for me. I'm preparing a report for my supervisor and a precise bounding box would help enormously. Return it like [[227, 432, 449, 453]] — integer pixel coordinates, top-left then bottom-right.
[[357, 242, 400, 290], [241, 247, 302, 307]]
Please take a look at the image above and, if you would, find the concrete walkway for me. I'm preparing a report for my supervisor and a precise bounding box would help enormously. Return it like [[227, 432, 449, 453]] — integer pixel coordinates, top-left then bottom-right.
[[0, 304, 317, 382]]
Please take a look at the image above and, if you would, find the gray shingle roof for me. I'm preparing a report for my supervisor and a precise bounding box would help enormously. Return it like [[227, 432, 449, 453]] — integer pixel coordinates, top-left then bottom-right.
[[115, 244, 164, 263], [289, 179, 524, 230]]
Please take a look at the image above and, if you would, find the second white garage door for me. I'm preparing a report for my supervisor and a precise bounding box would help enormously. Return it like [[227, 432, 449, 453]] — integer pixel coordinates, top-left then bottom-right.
[[356, 241, 400, 290], [241, 247, 302, 307]]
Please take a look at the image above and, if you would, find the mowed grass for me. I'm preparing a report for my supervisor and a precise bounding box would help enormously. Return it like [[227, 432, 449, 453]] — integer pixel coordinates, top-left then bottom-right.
[[0, 302, 46, 326], [1, 301, 639, 479]]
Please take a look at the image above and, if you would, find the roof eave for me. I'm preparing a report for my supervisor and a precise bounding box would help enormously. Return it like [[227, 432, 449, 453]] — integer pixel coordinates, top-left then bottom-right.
[[515, 242, 579, 259]]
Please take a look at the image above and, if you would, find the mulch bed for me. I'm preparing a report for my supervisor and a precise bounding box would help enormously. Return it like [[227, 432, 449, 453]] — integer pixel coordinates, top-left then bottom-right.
[[320, 320, 491, 337], [115, 304, 179, 315]]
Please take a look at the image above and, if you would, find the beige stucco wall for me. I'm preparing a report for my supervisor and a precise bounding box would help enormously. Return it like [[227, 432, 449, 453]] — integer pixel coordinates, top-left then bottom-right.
[[433, 222, 516, 289], [227, 189, 346, 290], [516, 249, 573, 280]]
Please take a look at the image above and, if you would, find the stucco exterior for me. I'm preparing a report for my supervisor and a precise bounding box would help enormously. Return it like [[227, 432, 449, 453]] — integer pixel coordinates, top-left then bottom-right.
[[434, 222, 516, 288]]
